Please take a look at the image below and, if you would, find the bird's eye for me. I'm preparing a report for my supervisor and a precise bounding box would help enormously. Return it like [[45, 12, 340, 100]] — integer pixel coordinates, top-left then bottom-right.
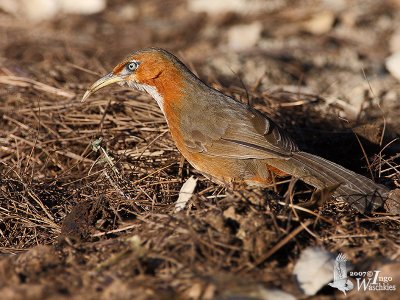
[[127, 62, 138, 71]]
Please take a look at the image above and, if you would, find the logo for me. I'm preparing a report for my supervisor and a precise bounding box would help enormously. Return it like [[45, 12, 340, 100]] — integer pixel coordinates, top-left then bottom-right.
[[327, 253, 397, 295], [352, 271, 396, 292], [328, 253, 354, 295]]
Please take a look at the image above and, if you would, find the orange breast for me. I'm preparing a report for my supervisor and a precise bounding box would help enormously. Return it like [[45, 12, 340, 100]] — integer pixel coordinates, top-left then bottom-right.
[[161, 94, 287, 185], [170, 125, 287, 185], [134, 58, 287, 186]]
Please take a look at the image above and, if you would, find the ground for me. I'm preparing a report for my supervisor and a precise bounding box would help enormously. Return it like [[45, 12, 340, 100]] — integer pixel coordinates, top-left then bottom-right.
[[0, 0, 399, 299]]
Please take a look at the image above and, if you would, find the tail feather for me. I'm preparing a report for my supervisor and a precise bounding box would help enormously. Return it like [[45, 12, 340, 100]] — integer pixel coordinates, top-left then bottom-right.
[[290, 152, 388, 212]]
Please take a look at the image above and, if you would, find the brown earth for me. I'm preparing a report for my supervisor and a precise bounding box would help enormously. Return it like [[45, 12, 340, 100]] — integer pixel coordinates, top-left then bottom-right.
[[0, 0, 399, 299]]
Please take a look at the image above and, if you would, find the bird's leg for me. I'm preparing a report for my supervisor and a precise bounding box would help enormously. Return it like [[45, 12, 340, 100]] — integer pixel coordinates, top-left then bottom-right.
[[177, 155, 186, 181]]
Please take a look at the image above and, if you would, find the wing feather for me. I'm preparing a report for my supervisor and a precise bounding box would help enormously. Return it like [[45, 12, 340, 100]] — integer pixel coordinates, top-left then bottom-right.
[[180, 90, 298, 160]]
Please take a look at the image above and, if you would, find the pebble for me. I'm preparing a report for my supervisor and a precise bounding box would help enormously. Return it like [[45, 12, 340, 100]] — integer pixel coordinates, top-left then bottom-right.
[[0, 0, 106, 21], [227, 22, 263, 51], [386, 52, 400, 81]]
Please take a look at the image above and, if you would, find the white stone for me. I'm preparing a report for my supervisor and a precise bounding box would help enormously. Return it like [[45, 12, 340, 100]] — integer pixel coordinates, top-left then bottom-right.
[[59, 0, 106, 15], [0, 0, 59, 21], [188, 0, 272, 15], [117, 4, 138, 21], [302, 11, 335, 35], [0, 0, 106, 21], [390, 28, 400, 53], [293, 247, 335, 296], [227, 22, 263, 51], [386, 52, 400, 81]]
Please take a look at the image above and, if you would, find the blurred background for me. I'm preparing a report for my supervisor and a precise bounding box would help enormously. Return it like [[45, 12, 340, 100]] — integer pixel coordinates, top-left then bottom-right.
[[1, 0, 400, 102]]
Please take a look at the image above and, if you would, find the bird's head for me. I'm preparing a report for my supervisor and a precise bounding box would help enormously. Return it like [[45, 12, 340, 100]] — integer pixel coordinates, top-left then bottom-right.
[[82, 48, 188, 105]]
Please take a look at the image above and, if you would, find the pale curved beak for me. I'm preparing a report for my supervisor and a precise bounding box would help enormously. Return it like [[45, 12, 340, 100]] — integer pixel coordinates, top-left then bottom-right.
[[81, 73, 124, 102]]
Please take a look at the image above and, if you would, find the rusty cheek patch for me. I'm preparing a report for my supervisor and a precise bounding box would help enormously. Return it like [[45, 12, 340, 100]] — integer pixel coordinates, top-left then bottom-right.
[[138, 61, 186, 112], [112, 61, 128, 75], [134, 59, 166, 84]]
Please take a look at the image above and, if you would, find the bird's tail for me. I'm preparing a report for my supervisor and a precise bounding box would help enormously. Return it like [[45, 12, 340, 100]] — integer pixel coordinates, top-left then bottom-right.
[[286, 151, 388, 212]]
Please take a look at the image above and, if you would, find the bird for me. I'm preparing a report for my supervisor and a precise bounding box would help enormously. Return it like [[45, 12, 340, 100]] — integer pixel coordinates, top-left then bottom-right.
[[328, 253, 354, 295], [82, 47, 389, 213]]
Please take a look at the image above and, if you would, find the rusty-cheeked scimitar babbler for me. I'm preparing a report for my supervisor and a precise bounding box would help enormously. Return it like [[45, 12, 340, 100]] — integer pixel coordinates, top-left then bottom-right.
[[82, 48, 390, 213]]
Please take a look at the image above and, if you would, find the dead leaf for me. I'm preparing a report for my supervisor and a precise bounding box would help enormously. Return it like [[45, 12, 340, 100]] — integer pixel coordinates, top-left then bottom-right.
[[175, 176, 198, 212], [293, 247, 335, 296]]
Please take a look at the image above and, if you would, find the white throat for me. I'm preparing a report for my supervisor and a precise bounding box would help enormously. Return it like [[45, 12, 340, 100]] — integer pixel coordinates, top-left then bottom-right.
[[126, 81, 165, 114]]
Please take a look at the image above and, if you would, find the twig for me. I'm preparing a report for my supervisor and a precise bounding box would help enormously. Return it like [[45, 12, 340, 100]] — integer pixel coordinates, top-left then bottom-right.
[[0, 75, 75, 98], [244, 219, 313, 271]]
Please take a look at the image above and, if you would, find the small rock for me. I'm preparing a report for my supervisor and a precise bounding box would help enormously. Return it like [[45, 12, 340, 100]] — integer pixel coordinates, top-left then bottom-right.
[[59, 0, 106, 15], [390, 29, 400, 53], [0, 0, 107, 21], [293, 247, 335, 296], [188, 0, 271, 15], [117, 4, 138, 21], [0, 0, 58, 21], [227, 22, 263, 51], [302, 11, 335, 35], [386, 52, 400, 81]]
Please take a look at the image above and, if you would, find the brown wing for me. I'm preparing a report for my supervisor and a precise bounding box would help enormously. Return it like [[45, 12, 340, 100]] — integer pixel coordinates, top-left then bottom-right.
[[179, 89, 298, 159]]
